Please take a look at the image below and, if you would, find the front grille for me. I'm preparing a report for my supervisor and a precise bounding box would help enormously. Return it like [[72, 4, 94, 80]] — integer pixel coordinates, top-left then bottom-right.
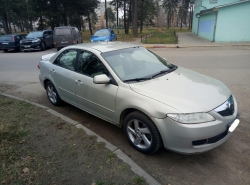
[[192, 130, 228, 146], [22, 42, 32, 45]]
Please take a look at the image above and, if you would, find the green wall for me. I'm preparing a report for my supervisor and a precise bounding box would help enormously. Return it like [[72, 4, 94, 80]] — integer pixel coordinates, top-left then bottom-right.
[[215, 2, 250, 42]]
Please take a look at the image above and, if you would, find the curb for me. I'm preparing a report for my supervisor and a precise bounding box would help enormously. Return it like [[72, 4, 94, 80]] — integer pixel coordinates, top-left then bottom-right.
[[0, 92, 161, 185], [142, 44, 250, 49]]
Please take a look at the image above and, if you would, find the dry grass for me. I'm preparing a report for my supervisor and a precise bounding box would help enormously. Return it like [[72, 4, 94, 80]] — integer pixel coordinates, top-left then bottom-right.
[[0, 95, 147, 185]]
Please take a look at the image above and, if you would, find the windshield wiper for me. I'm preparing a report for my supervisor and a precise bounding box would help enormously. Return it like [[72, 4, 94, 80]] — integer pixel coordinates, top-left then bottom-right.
[[152, 66, 177, 79], [123, 77, 152, 83]]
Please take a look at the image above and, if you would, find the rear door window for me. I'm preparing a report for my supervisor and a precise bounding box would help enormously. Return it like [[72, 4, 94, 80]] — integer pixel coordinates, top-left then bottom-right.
[[55, 28, 72, 35], [54, 49, 78, 71]]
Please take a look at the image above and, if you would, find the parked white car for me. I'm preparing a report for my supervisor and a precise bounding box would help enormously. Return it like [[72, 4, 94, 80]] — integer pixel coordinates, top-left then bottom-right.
[[38, 42, 239, 154]]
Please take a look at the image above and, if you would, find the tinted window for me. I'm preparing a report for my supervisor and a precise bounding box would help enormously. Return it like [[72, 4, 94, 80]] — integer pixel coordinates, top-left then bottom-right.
[[54, 49, 77, 71], [55, 28, 72, 35], [27, 31, 43, 38], [78, 51, 108, 77], [0, 36, 12, 41]]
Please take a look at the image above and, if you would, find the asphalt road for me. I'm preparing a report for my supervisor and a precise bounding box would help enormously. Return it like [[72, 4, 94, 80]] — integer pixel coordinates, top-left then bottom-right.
[[0, 46, 250, 185]]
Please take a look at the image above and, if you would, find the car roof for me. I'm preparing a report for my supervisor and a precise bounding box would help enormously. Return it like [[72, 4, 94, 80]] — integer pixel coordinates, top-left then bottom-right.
[[55, 26, 76, 29], [66, 42, 139, 53], [0, 34, 24, 36], [96, 29, 112, 32]]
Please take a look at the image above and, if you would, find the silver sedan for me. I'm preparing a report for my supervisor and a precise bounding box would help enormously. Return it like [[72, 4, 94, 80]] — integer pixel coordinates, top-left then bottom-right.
[[38, 42, 240, 154]]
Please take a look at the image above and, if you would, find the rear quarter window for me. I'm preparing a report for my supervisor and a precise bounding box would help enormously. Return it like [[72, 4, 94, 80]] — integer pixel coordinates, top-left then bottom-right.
[[55, 28, 72, 35]]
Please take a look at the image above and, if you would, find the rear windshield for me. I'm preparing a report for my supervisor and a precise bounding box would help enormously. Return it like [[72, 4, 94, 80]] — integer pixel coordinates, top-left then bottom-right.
[[55, 28, 72, 35], [0, 36, 12, 41]]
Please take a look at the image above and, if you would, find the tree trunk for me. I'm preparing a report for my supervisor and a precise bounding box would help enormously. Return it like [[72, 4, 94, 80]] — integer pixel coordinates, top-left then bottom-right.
[[105, 0, 108, 28], [140, 0, 144, 33], [132, 0, 138, 37], [116, 0, 119, 27], [87, 13, 93, 35], [40, 15, 44, 30], [3, 12, 10, 34]]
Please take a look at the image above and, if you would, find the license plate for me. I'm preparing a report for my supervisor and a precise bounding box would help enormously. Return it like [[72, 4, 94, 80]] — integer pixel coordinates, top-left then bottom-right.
[[24, 45, 30, 48], [61, 41, 68, 43], [2, 42, 9, 44], [229, 119, 239, 132]]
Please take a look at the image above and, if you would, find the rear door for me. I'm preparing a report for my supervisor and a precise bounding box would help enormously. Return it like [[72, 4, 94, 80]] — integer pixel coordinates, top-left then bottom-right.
[[54, 28, 73, 47], [0, 35, 13, 49], [51, 49, 78, 106]]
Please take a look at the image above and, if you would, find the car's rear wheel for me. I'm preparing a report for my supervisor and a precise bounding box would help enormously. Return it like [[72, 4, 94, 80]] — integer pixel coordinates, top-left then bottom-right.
[[3, 49, 8, 52], [46, 81, 62, 106], [123, 111, 162, 154], [41, 42, 46, 51]]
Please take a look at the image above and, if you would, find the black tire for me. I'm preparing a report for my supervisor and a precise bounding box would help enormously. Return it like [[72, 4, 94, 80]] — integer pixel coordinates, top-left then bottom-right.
[[41, 42, 46, 51], [123, 111, 162, 154], [45, 81, 62, 106], [57, 47, 61, 51], [3, 49, 8, 52]]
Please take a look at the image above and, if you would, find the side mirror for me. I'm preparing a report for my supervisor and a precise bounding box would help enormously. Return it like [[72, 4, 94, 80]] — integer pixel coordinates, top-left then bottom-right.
[[93, 74, 110, 84]]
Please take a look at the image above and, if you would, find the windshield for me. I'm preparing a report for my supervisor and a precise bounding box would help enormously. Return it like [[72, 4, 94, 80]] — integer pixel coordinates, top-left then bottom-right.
[[102, 47, 176, 82], [94, 30, 110, 37], [27, 31, 43, 38]]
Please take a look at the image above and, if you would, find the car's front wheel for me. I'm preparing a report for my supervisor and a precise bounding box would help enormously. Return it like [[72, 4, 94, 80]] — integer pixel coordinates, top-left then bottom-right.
[[41, 42, 46, 51], [46, 81, 62, 106], [123, 111, 162, 154]]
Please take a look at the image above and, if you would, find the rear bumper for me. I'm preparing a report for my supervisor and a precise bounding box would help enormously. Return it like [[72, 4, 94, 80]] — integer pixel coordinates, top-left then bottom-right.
[[0, 45, 19, 50]]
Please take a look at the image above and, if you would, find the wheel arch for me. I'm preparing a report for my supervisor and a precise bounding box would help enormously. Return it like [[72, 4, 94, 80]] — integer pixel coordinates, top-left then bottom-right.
[[119, 108, 153, 128]]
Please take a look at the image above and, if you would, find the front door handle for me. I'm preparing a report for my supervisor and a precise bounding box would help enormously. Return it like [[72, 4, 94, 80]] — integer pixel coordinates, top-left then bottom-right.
[[50, 69, 56, 74], [75, 80, 83, 85]]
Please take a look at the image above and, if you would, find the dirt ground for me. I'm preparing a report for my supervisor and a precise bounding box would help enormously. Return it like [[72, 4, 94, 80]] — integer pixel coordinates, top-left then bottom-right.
[[0, 95, 147, 185]]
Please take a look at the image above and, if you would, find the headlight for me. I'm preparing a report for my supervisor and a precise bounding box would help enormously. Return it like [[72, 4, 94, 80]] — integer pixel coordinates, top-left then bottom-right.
[[167, 113, 215, 124], [20, 40, 23, 44], [32, 39, 40, 43]]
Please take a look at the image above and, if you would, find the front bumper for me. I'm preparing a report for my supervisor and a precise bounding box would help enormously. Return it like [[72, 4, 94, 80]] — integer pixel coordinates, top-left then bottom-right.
[[20, 42, 41, 51], [154, 101, 239, 154]]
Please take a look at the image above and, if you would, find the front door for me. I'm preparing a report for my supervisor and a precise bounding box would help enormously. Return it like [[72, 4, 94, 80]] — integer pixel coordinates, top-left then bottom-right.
[[75, 50, 118, 123]]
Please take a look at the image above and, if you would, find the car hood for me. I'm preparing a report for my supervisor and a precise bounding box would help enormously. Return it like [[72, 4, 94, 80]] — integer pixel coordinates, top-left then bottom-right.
[[129, 67, 231, 113], [91, 36, 110, 42]]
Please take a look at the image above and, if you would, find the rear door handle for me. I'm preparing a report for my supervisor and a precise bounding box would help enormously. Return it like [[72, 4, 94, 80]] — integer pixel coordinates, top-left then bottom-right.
[[75, 80, 83, 85]]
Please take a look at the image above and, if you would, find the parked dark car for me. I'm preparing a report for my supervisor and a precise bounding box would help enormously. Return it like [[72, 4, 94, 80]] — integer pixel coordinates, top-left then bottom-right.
[[0, 34, 26, 52], [20, 30, 54, 51], [54, 26, 82, 51]]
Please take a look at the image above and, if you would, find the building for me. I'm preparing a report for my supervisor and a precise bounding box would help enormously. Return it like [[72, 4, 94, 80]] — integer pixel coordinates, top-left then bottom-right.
[[191, 0, 250, 42]]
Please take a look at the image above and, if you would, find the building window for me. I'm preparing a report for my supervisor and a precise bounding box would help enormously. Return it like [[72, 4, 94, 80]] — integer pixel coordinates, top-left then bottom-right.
[[210, 0, 218, 3]]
